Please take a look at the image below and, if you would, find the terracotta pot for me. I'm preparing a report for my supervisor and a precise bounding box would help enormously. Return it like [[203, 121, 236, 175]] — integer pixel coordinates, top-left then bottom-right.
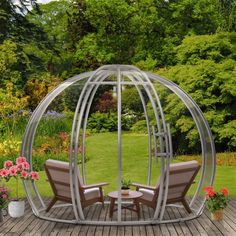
[[121, 189, 129, 195], [8, 200, 25, 218], [211, 209, 224, 221]]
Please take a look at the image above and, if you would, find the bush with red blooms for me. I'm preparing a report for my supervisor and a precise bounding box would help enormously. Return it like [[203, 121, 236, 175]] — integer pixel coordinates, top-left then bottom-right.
[[0, 157, 39, 200], [203, 186, 229, 213]]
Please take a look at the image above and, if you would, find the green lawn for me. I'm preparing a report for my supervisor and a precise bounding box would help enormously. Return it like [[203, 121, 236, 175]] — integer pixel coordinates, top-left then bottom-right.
[[3, 132, 236, 198]]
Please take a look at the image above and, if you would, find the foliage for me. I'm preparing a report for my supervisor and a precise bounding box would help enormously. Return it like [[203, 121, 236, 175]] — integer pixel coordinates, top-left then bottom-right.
[[87, 112, 118, 133], [0, 0, 38, 43], [0, 82, 29, 135], [121, 179, 132, 189], [157, 32, 236, 153], [68, 0, 224, 69], [97, 91, 116, 113], [131, 120, 147, 133], [35, 111, 72, 137], [122, 87, 149, 114], [0, 139, 21, 158], [176, 33, 236, 64], [24, 75, 62, 110], [0, 185, 9, 209], [28, 1, 74, 76], [0, 40, 22, 86], [87, 111, 135, 132], [204, 186, 229, 212]]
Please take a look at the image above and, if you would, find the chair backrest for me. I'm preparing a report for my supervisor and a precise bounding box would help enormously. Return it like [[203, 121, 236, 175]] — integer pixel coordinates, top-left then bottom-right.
[[44, 159, 83, 199], [157, 160, 200, 200]]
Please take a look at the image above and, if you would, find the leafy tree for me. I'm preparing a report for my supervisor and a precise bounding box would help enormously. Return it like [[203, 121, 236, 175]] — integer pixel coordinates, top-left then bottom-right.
[[0, 40, 21, 86], [157, 33, 236, 152], [176, 33, 236, 64], [68, 0, 225, 70], [28, 1, 74, 76], [0, 0, 42, 43]]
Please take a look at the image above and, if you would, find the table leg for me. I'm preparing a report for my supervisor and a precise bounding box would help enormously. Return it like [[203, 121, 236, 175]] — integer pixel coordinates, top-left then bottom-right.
[[109, 198, 115, 218], [134, 200, 140, 218]]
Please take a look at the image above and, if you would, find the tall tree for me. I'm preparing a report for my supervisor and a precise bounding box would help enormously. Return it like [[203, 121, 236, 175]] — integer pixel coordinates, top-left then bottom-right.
[[0, 0, 39, 42]]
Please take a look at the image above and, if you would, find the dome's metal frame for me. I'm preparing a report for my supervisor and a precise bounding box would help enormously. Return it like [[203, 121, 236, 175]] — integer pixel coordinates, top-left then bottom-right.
[[21, 65, 215, 225]]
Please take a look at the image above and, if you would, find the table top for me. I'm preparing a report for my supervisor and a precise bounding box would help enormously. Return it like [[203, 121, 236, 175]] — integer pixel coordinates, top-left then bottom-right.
[[108, 190, 143, 199]]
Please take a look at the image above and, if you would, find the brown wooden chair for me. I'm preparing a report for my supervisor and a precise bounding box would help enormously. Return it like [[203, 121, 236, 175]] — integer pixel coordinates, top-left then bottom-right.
[[132, 160, 200, 213], [44, 159, 109, 212]]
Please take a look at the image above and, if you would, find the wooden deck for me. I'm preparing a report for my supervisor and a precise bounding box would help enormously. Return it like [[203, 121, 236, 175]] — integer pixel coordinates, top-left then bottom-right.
[[0, 199, 236, 236]]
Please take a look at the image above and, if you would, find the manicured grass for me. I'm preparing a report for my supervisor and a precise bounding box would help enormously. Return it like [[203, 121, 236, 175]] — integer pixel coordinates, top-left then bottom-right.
[[3, 132, 236, 198]]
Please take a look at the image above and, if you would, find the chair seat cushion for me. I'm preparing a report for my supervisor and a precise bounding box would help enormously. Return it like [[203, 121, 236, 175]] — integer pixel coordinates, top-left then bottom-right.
[[84, 187, 100, 200], [139, 188, 155, 201]]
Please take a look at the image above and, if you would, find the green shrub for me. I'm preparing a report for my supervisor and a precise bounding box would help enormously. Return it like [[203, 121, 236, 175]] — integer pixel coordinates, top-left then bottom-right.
[[131, 120, 147, 133], [0, 139, 21, 157], [87, 111, 136, 132], [87, 112, 117, 133]]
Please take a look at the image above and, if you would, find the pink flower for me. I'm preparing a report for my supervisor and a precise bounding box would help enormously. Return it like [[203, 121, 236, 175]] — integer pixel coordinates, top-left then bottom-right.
[[2, 194, 7, 199], [220, 188, 229, 197], [16, 156, 26, 165], [0, 169, 9, 177], [21, 162, 30, 170], [4, 160, 13, 169], [9, 166, 17, 176], [21, 171, 28, 179], [16, 164, 22, 171], [30, 171, 39, 181]]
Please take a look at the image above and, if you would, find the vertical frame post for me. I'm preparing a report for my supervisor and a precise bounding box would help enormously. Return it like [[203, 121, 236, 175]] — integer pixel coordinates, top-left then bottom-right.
[[117, 66, 122, 223]]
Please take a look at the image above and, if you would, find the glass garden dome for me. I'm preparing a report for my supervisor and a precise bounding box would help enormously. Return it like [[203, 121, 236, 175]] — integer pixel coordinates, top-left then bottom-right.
[[21, 65, 215, 225]]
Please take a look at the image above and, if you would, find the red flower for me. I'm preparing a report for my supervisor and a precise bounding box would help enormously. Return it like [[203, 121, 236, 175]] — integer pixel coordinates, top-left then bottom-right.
[[4, 160, 13, 169], [207, 190, 216, 197], [16, 156, 26, 165], [220, 188, 229, 197], [204, 186, 216, 198], [203, 186, 214, 193], [30, 171, 39, 181]]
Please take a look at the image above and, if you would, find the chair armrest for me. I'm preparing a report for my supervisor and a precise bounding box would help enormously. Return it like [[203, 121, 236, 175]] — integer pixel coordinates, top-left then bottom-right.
[[81, 182, 109, 190], [131, 183, 156, 191]]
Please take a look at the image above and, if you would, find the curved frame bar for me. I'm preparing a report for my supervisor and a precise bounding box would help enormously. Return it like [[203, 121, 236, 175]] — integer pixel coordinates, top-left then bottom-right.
[[20, 65, 215, 225], [147, 72, 216, 215]]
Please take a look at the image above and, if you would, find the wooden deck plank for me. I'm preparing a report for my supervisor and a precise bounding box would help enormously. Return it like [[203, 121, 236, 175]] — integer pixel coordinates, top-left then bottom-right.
[[1, 199, 236, 235]]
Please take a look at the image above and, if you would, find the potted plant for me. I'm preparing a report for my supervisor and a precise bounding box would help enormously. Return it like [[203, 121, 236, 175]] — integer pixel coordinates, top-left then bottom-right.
[[121, 179, 132, 195], [0, 185, 9, 222], [203, 186, 229, 220], [0, 156, 39, 218]]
